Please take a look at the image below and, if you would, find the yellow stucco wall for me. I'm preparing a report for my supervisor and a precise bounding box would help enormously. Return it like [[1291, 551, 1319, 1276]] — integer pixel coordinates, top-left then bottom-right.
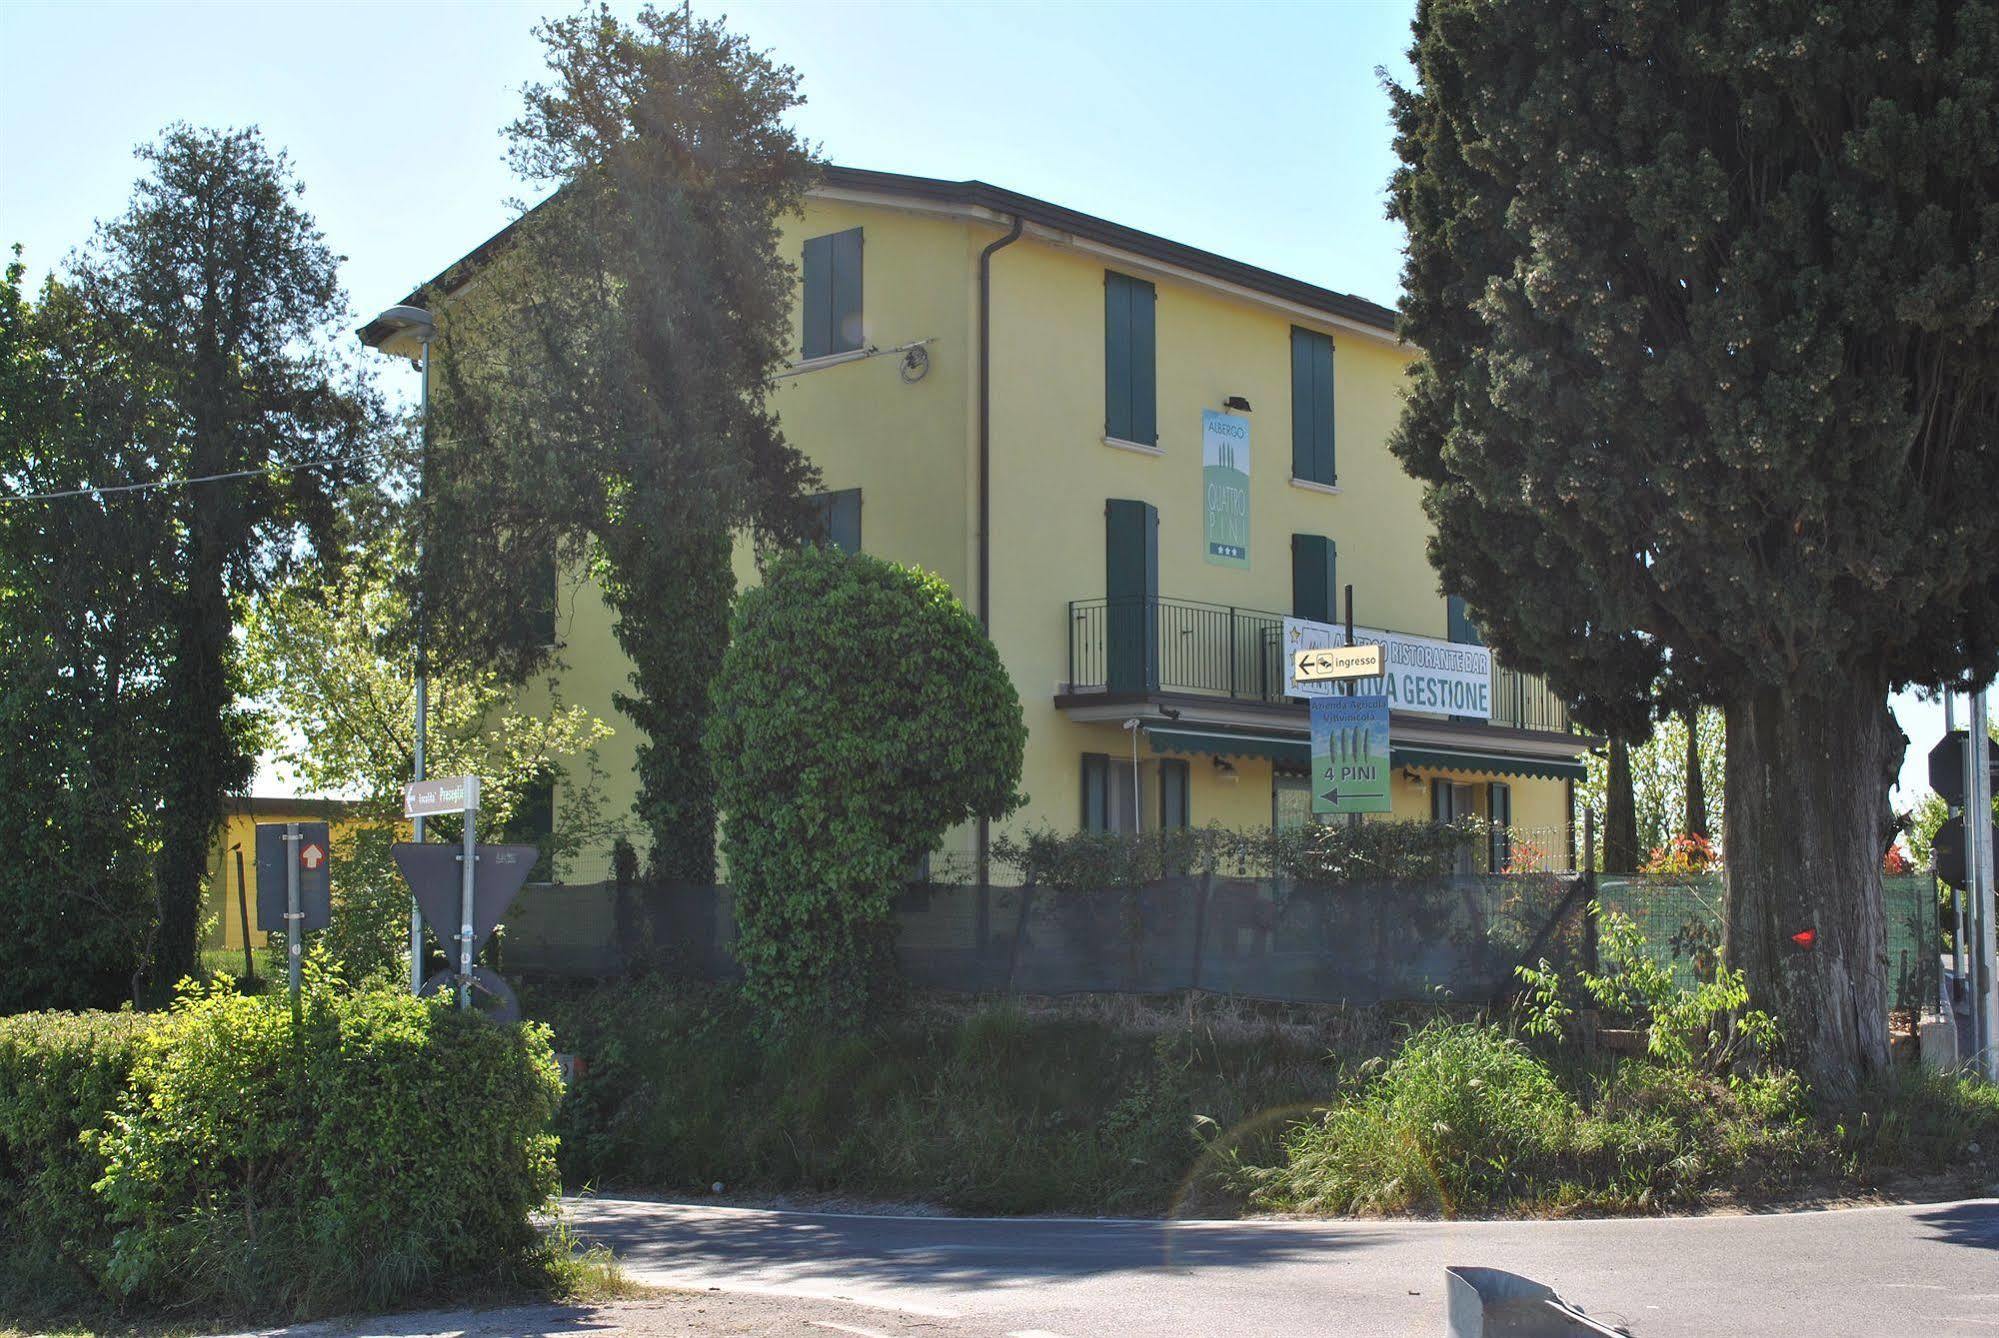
[[202, 803, 371, 951], [530, 192, 1575, 878]]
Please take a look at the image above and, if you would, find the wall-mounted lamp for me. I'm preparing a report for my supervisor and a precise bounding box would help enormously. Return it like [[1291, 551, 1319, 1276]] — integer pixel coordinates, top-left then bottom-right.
[[1212, 756, 1236, 774], [1402, 768, 1423, 785], [1223, 395, 1253, 413]]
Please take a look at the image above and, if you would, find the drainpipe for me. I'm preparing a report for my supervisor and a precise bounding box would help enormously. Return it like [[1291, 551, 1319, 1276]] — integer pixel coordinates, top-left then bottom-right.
[[976, 213, 1024, 895]]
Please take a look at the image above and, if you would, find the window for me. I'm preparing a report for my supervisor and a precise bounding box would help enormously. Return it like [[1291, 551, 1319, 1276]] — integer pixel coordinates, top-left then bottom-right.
[[1290, 326, 1336, 485], [1158, 758, 1190, 830], [1272, 772, 1313, 830], [1487, 781, 1513, 872], [1432, 779, 1477, 876], [808, 488, 862, 554], [1082, 753, 1139, 832], [503, 772, 556, 882], [1291, 533, 1338, 623], [802, 227, 863, 359], [1104, 270, 1157, 445]]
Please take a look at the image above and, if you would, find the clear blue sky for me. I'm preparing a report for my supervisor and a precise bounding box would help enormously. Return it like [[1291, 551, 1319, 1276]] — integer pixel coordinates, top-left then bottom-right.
[[0, 0, 1973, 807]]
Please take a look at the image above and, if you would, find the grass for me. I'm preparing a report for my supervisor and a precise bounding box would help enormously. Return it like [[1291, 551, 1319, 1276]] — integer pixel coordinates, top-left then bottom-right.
[[529, 980, 1999, 1220]]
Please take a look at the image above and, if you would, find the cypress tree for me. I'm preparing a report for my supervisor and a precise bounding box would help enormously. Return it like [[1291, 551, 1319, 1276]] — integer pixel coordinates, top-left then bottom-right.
[[1388, 0, 1999, 1092]]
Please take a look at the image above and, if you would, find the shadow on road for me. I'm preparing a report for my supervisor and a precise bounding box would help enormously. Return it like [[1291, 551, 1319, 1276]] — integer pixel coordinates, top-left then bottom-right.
[[572, 1198, 1381, 1292], [1911, 1199, 1999, 1252]]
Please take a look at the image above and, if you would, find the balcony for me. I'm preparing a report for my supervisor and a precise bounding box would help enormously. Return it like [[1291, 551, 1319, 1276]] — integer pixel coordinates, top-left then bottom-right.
[[1065, 595, 1572, 734]]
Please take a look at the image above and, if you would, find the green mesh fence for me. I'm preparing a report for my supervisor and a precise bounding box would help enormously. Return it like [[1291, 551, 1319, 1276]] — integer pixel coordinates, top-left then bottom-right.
[[1594, 872, 1941, 1011]]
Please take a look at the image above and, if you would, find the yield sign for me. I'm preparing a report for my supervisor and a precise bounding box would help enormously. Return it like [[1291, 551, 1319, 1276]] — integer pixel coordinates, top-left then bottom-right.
[[390, 843, 541, 956]]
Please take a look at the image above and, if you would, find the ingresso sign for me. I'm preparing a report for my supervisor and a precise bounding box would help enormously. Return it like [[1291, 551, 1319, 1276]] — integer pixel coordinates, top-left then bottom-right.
[[1282, 616, 1493, 720]]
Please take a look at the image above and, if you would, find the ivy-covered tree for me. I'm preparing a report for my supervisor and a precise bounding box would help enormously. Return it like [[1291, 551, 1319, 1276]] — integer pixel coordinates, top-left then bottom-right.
[[0, 253, 175, 1009], [429, 3, 818, 881], [1388, 1, 1999, 1092], [68, 126, 378, 997], [707, 548, 1025, 1031]]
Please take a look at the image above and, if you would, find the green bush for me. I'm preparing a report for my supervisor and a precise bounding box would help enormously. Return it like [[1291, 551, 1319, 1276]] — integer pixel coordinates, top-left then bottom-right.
[[707, 547, 1025, 1031], [1261, 1021, 1578, 1215], [0, 1010, 154, 1307], [91, 978, 563, 1318]]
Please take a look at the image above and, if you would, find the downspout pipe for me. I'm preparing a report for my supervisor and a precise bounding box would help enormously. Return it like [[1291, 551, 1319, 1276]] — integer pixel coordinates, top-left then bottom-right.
[[976, 213, 1024, 896]]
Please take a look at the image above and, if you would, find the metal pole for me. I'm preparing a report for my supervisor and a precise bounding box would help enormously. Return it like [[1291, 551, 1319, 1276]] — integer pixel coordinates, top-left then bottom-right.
[[410, 333, 432, 996], [459, 784, 478, 1009], [1971, 687, 1997, 1081], [285, 821, 302, 1003], [1947, 695, 1967, 991]]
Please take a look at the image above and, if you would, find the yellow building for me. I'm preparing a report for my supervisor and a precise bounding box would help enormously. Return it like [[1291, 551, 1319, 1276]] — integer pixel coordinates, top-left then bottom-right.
[[202, 796, 366, 952], [365, 168, 1590, 883]]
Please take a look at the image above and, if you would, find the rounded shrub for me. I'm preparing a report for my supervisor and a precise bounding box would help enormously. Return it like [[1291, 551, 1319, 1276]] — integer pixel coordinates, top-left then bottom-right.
[[92, 977, 563, 1318], [707, 546, 1025, 1031]]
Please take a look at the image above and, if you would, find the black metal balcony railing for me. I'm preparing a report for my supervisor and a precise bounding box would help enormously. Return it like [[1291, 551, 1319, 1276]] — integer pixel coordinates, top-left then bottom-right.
[[1066, 595, 1572, 734]]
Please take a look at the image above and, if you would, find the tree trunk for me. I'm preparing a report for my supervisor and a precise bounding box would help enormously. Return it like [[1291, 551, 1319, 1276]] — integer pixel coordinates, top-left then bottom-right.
[[1723, 677, 1899, 1099], [1684, 706, 1709, 839], [148, 547, 236, 1000], [1604, 737, 1640, 873]]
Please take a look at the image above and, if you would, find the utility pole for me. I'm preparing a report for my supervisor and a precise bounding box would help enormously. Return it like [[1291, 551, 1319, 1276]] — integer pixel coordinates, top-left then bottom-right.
[[368, 304, 437, 996]]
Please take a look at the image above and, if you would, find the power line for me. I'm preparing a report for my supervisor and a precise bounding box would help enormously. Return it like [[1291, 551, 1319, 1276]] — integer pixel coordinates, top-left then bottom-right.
[[0, 454, 363, 505]]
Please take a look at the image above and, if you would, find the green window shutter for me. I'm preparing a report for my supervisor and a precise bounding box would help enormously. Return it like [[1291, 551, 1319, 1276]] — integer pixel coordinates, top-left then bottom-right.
[[1447, 594, 1482, 644], [1105, 498, 1159, 692], [1105, 272, 1157, 444], [1082, 754, 1109, 831], [1291, 327, 1336, 484], [1291, 533, 1336, 623], [802, 228, 862, 359], [1487, 781, 1512, 871], [802, 233, 833, 359], [1160, 758, 1190, 830], [830, 228, 863, 353], [807, 488, 863, 554]]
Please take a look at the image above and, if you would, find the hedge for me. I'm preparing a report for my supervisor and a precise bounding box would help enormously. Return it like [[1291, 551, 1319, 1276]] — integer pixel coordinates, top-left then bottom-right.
[[1, 980, 565, 1322], [0, 1009, 154, 1304]]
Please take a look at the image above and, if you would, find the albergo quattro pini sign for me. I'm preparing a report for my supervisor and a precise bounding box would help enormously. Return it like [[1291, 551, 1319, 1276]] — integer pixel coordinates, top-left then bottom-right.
[[1283, 617, 1493, 719]]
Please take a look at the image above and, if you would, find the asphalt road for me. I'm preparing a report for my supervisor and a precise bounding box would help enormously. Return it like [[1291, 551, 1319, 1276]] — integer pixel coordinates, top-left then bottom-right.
[[568, 1195, 1999, 1338]]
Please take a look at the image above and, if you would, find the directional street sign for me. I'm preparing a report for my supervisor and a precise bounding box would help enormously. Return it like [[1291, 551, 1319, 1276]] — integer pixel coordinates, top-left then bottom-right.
[[254, 821, 331, 934], [404, 774, 480, 819], [1311, 694, 1393, 815], [390, 842, 540, 956], [1293, 644, 1386, 685]]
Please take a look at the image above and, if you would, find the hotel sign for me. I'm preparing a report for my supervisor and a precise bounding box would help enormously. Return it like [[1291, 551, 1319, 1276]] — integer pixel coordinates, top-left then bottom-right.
[[1283, 616, 1493, 720], [1202, 410, 1250, 569]]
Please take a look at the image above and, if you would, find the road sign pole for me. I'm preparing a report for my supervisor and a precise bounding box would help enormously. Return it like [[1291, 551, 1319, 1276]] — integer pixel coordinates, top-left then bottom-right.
[[285, 821, 303, 1005], [1972, 687, 1997, 1081], [411, 682, 427, 996], [458, 782, 479, 1010]]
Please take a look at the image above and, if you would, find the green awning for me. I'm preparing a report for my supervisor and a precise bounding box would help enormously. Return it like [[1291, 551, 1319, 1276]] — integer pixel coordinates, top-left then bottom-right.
[[1391, 746, 1587, 782], [1146, 726, 1309, 766]]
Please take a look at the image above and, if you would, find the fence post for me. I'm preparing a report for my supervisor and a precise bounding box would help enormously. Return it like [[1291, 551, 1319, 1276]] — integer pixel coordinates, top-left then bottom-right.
[[1005, 876, 1037, 995], [1189, 869, 1215, 991], [1228, 607, 1238, 698]]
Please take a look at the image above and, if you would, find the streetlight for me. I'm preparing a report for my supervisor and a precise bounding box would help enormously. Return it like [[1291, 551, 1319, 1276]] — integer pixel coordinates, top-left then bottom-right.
[[369, 304, 435, 995]]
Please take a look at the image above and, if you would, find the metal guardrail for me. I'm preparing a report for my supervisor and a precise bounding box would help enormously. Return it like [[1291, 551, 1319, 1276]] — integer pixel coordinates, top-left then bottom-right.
[[1066, 595, 1572, 732], [1445, 1267, 1631, 1336]]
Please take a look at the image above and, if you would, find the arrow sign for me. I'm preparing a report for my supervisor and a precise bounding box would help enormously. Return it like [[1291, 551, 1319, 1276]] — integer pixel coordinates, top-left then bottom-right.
[[1293, 644, 1386, 684], [254, 821, 332, 934], [390, 842, 541, 956]]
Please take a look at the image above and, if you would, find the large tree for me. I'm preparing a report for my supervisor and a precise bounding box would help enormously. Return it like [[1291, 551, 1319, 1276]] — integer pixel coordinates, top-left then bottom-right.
[[1389, 0, 1999, 1093], [70, 126, 377, 995], [430, 3, 819, 881], [0, 254, 175, 1009]]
